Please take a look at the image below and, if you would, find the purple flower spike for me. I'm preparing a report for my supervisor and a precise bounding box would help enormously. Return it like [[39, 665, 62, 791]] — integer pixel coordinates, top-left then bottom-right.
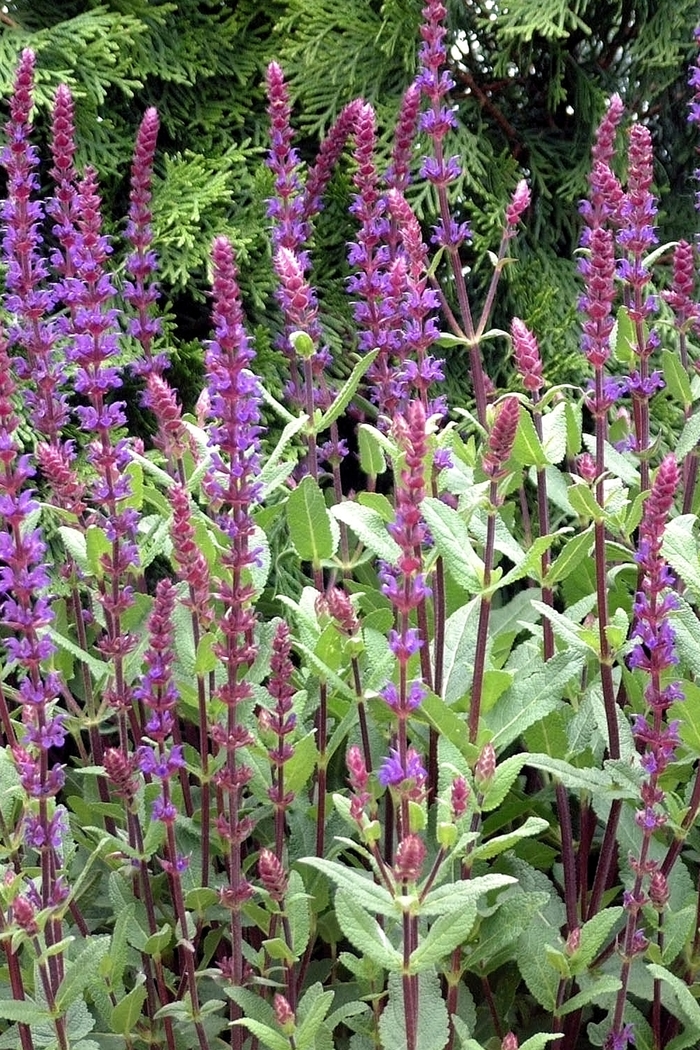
[[386, 83, 422, 192], [266, 62, 307, 255], [304, 98, 364, 220], [579, 227, 616, 368], [125, 107, 164, 375]]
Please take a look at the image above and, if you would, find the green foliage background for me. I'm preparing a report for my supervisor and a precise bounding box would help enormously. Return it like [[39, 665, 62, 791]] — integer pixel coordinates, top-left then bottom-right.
[[1, 0, 699, 400]]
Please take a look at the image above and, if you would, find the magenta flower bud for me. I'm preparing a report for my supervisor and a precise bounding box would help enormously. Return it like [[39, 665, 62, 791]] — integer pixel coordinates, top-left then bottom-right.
[[387, 82, 422, 191], [565, 927, 581, 955], [474, 742, 496, 789], [169, 484, 212, 627], [511, 318, 544, 392], [505, 179, 531, 228], [501, 1034, 519, 1050], [125, 106, 163, 373], [451, 775, 470, 819], [304, 98, 364, 219], [273, 245, 318, 331], [393, 833, 427, 883], [592, 93, 624, 167], [644, 455, 679, 534], [648, 869, 669, 910], [103, 747, 138, 802], [576, 452, 597, 483], [274, 993, 296, 1032], [13, 894, 38, 935], [321, 585, 360, 635], [386, 189, 428, 276], [347, 745, 369, 792], [258, 848, 288, 901], [483, 397, 519, 479], [146, 374, 189, 461]]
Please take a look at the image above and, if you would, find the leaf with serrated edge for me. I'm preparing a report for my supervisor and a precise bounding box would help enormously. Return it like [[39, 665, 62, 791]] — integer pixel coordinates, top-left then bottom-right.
[[331, 501, 402, 562], [286, 476, 338, 566], [334, 889, 402, 971], [298, 857, 396, 917], [472, 817, 549, 860], [483, 651, 584, 750], [378, 971, 449, 1050]]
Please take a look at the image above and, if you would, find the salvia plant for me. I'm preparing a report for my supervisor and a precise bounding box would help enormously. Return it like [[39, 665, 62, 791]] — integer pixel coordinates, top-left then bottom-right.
[[4, 4, 700, 1050]]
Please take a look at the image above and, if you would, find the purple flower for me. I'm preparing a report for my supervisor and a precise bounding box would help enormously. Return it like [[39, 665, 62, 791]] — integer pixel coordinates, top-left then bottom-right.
[[378, 747, 427, 787]]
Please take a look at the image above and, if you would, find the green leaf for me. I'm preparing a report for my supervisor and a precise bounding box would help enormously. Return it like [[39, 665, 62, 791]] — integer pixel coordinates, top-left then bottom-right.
[[378, 971, 449, 1050], [296, 983, 334, 1050], [567, 907, 624, 974], [519, 1037, 567, 1050], [544, 527, 593, 587], [675, 411, 700, 463], [483, 651, 584, 750], [0, 999, 51, 1024], [421, 497, 484, 592], [416, 690, 473, 761], [525, 753, 634, 798], [194, 632, 218, 676], [540, 401, 568, 464], [498, 533, 560, 589], [286, 476, 339, 567], [421, 875, 517, 916], [287, 871, 311, 960], [57, 526, 88, 572], [663, 515, 700, 598], [661, 905, 696, 965], [512, 406, 548, 468], [358, 491, 394, 521], [358, 423, 387, 476], [409, 904, 478, 972], [567, 481, 604, 523], [47, 628, 107, 680], [283, 731, 318, 796], [86, 524, 112, 578], [662, 347, 693, 408], [441, 598, 481, 705], [565, 400, 582, 458], [530, 601, 592, 653], [230, 1018, 290, 1050], [110, 979, 147, 1036], [481, 754, 529, 811], [519, 1037, 566, 1050], [647, 963, 700, 1037], [334, 889, 403, 971], [298, 857, 396, 918], [315, 349, 379, 432], [330, 501, 402, 562], [464, 891, 549, 974], [613, 304, 635, 363], [516, 924, 560, 1010], [142, 924, 172, 956], [472, 816, 549, 860], [56, 937, 110, 1011]]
